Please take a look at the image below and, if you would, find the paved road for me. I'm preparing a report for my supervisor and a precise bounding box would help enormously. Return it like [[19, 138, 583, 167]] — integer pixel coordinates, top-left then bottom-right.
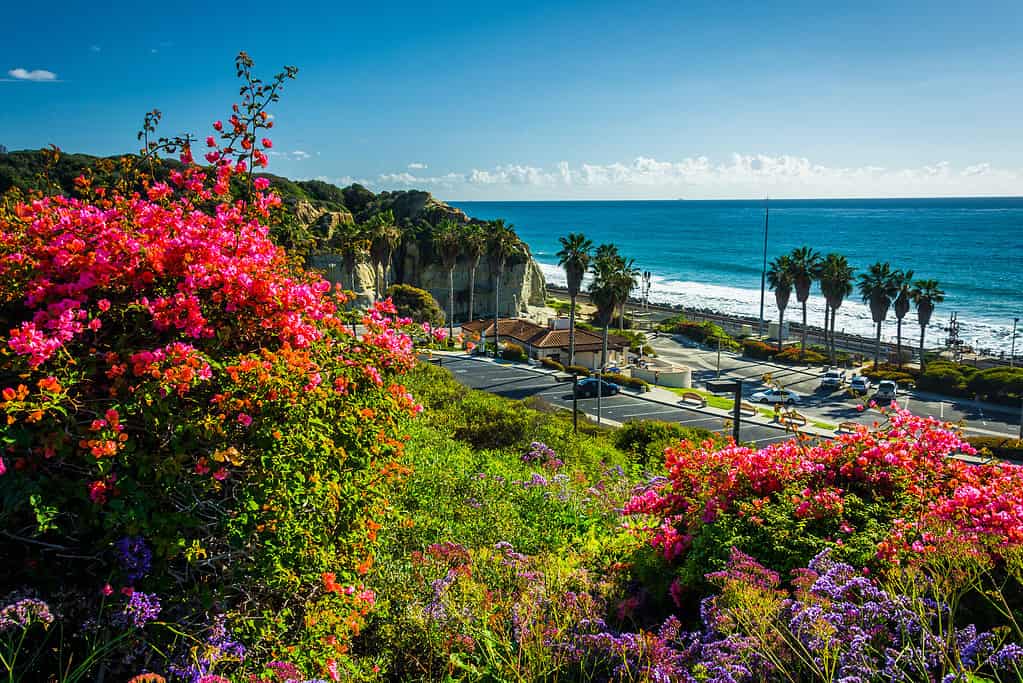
[[648, 336, 1022, 439], [440, 356, 801, 447]]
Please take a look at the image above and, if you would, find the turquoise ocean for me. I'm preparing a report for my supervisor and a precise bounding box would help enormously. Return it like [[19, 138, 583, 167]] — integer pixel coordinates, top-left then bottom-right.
[[451, 198, 1023, 355]]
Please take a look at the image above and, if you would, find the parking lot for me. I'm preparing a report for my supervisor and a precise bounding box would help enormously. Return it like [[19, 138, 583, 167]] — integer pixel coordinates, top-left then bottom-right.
[[441, 356, 803, 447]]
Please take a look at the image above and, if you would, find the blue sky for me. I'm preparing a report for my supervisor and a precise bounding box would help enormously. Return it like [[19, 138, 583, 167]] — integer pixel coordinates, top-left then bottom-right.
[[2, 0, 1022, 199]]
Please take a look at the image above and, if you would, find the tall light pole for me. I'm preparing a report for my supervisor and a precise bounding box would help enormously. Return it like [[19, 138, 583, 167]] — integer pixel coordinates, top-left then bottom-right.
[[758, 197, 769, 338], [1011, 317, 1019, 368]]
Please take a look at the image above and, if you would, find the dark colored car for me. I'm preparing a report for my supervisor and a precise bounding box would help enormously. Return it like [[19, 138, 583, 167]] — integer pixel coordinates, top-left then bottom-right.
[[574, 377, 620, 397]]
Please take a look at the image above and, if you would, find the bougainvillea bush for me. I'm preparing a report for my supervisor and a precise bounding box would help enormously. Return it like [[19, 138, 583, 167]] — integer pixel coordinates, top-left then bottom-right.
[[0, 54, 433, 679]]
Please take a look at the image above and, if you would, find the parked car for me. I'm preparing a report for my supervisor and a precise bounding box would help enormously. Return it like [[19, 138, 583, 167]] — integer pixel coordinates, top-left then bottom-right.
[[875, 380, 898, 402], [750, 387, 801, 404], [820, 369, 847, 389], [849, 376, 871, 394], [574, 377, 620, 397]]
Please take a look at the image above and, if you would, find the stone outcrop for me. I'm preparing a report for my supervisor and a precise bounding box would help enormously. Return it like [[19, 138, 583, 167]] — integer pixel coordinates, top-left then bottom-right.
[[303, 191, 547, 319]]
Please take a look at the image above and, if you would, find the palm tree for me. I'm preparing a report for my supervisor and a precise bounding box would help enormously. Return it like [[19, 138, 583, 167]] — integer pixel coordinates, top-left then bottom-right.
[[433, 219, 462, 343], [767, 255, 795, 352], [911, 279, 945, 372], [486, 220, 520, 352], [613, 257, 641, 333], [589, 244, 622, 368], [857, 262, 900, 367], [462, 223, 486, 323], [892, 269, 915, 368], [339, 223, 369, 293], [818, 254, 854, 364], [368, 210, 400, 299], [556, 232, 593, 367], [788, 246, 823, 357]]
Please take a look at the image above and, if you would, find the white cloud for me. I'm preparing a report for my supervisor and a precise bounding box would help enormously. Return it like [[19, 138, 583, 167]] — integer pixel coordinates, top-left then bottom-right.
[[365, 154, 1023, 199], [267, 150, 312, 161], [407, 162, 427, 170], [89, 45, 101, 53], [7, 68, 57, 82]]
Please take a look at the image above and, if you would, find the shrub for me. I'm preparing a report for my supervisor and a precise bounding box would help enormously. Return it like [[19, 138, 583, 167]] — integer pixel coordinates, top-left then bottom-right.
[[501, 342, 528, 362], [614, 420, 718, 463], [602, 372, 650, 392], [385, 283, 445, 328], [741, 339, 777, 360], [0, 55, 423, 678], [774, 347, 827, 365], [658, 316, 738, 350], [540, 357, 565, 372], [968, 367, 1023, 403], [622, 410, 1005, 588], [640, 345, 657, 357], [566, 364, 591, 377], [916, 362, 970, 396], [967, 436, 1023, 460]]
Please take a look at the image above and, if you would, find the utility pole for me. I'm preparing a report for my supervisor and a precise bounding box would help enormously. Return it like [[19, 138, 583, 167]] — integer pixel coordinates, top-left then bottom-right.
[[717, 336, 722, 378], [572, 374, 578, 433], [1011, 317, 1018, 368], [758, 198, 769, 338]]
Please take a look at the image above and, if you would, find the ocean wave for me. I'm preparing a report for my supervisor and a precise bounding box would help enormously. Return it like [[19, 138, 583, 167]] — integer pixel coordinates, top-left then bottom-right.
[[537, 260, 1017, 355]]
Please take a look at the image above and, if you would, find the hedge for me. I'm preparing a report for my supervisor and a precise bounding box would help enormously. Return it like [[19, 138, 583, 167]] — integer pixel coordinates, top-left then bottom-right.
[[658, 317, 739, 350], [742, 339, 777, 360], [566, 364, 591, 377], [967, 437, 1023, 461], [540, 357, 565, 372], [602, 372, 650, 392], [501, 342, 528, 362], [775, 347, 828, 365]]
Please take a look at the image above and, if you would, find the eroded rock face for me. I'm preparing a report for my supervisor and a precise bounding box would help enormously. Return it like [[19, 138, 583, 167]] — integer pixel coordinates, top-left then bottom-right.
[[301, 192, 547, 319]]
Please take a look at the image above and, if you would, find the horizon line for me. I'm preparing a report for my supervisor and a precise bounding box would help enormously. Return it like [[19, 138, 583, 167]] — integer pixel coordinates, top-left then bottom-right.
[[446, 194, 1023, 203]]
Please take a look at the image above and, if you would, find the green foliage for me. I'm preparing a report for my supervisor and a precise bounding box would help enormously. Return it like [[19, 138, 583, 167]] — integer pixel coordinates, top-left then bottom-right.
[[657, 316, 739, 350], [541, 357, 566, 372], [775, 346, 828, 365], [967, 367, 1023, 402], [386, 283, 445, 327], [742, 339, 777, 360], [613, 420, 720, 463], [566, 364, 591, 377], [601, 372, 649, 392], [501, 342, 528, 362], [967, 437, 1023, 460]]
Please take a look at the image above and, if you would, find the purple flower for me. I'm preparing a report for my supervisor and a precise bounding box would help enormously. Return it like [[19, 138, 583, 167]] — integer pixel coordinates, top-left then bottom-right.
[[116, 536, 153, 583], [121, 591, 160, 628], [0, 598, 54, 632]]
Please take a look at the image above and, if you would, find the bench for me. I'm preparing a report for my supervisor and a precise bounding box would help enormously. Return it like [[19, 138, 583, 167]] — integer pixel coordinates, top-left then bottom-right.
[[678, 392, 707, 408], [837, 421, 862, 433], [739, 401, 758, 417], [778, 411, 808, 427]]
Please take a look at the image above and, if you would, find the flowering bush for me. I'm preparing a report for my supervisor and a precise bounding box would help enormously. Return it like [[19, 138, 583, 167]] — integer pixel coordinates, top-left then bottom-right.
[[623, 410, 1023, 589], [0, 53, 423, 679]]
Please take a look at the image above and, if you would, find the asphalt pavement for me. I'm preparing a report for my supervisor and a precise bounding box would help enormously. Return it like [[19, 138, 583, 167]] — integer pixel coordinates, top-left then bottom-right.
[[439, 355, 802, 447]]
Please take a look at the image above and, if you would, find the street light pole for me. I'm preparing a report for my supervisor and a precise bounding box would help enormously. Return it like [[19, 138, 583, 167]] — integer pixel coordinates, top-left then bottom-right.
[[758, 197, 769, 338], [717, 336, 722, 378], [1011, 317, 1019, 368]]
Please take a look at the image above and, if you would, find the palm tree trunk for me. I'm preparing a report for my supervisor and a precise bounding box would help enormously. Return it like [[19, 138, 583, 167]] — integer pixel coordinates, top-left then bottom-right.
[[801, 301, 808, 357], [601, 323, 609, 368], [468, 266, 476, 322], [874, 322, 882, 367], [830, 307, 838, 365], [896, 318, 903, 368], [493, 266, 502, 355], [823, 303, 830, 362], [619, 302, 625, 333], [568, 294, 577, 366], [448, 267, 455, 344], [777, 309, 785, 352], [919, 326, 927, 372]]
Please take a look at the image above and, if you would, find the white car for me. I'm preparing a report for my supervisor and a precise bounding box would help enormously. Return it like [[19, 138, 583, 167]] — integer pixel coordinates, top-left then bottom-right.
[[849, 376, 871, 394], [875, 380, 898, 402], [750, 388, 800, 405], [820, 369, 847, 389]]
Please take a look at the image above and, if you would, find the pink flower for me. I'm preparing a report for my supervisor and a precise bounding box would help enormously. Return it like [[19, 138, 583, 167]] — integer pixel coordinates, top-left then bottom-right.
[[97, 299, 111, 312], [253, 177, 270, 191], [101, 584, 113, 596], [261, 138, 272, 149], [212, 120, 223, 131], [212, 468, 229, 481], [237, 413, 253, 427], [0, 457, 6, 477]]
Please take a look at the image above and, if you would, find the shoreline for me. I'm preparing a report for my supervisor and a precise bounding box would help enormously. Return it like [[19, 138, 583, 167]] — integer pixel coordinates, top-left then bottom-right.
[[543, 283, 1016, 368]]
